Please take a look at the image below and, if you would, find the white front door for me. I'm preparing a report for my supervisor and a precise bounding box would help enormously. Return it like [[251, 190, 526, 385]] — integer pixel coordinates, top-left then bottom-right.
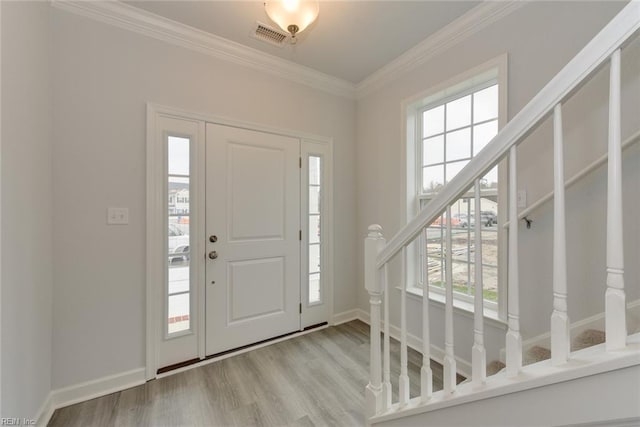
[[205, 123, 301, 356]]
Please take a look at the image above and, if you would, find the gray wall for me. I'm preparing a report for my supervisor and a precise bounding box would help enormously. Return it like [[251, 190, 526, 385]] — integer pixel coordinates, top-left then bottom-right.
[[356, 0, 639, 366], [1, 1, 53, 419], [50, 8, 357, 389], [1, 0, 638, 419]]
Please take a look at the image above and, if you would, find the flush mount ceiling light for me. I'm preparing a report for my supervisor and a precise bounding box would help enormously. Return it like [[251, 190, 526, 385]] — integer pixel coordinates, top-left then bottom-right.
[[264, 0, 319, 44]]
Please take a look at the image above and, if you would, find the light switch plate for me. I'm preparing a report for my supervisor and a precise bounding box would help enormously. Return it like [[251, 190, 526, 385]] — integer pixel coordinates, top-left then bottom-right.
[[107, 207, 129, 225], [517, 190, 527, 208]]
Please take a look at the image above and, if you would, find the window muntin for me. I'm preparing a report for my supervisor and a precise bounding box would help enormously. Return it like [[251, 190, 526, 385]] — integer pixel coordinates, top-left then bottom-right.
[[420, 83, 498, 196], [167, 136, 191, 334], [418, 82, 500, 307], [420, 198, 499, 304]]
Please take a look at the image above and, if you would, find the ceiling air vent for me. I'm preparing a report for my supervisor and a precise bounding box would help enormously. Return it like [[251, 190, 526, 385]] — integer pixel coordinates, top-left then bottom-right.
[[252, 21, 288, 47]]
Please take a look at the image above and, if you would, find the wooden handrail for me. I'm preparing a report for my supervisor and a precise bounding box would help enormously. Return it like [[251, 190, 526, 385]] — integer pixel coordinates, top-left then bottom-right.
[[376, 1, 640, 269]]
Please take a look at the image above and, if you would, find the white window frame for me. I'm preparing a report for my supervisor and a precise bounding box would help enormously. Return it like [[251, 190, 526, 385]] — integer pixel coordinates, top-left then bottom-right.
[[301, 140, 334, 329], [147, 113, 205, 377], [401, 55, 508, 322]]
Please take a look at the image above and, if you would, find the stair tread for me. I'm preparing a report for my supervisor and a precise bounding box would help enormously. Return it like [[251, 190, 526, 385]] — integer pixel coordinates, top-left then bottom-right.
[[572, 329, 606, 351], [524, 345, 551, 365], [486, 360, 505, 376], [486, 329, 607, 373]]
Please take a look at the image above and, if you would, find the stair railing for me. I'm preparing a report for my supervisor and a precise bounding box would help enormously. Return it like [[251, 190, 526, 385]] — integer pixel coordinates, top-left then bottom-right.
[[503, 128, 640, 229], [365, 1, 640, 418]]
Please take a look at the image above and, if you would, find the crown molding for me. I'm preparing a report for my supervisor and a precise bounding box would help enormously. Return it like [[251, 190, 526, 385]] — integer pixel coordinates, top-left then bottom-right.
[[50, 0, 357, 99], [51, 1, 524, 101], [355, 1, 525, 99]]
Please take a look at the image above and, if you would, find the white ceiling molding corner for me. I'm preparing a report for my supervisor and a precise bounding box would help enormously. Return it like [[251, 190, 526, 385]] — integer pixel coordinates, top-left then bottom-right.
[[355, 1, 525, 99], [50, 0, 357, 99]]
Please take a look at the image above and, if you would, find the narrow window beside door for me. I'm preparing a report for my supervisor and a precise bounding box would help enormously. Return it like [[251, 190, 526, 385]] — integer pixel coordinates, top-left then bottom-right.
[[308, 156, 322, 305], [167, 136, 191, 334]]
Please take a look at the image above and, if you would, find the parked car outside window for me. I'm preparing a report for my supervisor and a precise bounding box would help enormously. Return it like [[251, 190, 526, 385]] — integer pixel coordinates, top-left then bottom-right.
[[168, 223, 189, 263], [453, 211, 497, 228]]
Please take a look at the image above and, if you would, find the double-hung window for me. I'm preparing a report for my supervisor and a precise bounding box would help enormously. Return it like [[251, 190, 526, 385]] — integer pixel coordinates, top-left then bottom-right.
[[408, 58, 507, 316]]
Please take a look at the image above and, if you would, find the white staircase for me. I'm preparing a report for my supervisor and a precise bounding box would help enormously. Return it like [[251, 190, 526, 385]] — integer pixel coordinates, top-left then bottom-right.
[[363, 2, 640, 425]]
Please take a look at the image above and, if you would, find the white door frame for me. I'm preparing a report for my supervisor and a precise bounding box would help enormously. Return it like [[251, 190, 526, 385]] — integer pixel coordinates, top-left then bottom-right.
[[300, 140, 334, 328], [146, 103, 334, 379], [0, 1, 4, 410]]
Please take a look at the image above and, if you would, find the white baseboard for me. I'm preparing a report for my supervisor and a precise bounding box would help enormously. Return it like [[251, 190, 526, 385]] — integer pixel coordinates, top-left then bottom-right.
[[561, 417, 640, 427], [499, 299, 640, 363], [36, 368, 146, 426], [36, 312, 366, 425], [355, 308, 472, 378], [332, 308, 367, 325], [35, 392, 55, 427]]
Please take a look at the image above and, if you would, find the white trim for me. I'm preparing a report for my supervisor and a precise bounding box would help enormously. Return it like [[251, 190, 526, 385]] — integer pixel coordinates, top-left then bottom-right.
[[148, 103, 332, 146], [357, 306, 472, 378], [156, 325, 329, 380], [401, 54, 509, 320], [146, 103, 334, 378], [332, 308, 366, 326], [301, 140, 335, 328], [0, 0, 3, 416], [405, 286, 507, 331], [371, 333, 640, 424], [196, 122, 207, 361], [498, 299, 640, 363], [148, 113, 202, 374], [36, 368, 147, 427], [35, 394, 54, 427], [356, 2, 523, 98], [145, 107, 159, 380], [381, 0, 640, 267], [560, 418, 640, 427], [50, 0, 355, 99], [401, 54, 508, 225], [48, 1, 527, 100]]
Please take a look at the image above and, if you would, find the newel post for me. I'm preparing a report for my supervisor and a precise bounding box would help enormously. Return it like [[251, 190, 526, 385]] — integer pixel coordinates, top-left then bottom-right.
[[365, 224, 385, 417]]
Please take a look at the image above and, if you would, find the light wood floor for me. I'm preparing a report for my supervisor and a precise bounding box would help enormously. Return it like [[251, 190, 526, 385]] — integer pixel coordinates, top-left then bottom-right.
[[49, 320, 460, 427]]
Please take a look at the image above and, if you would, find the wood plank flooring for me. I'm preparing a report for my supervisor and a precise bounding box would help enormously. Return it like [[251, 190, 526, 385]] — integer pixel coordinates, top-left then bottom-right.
[[48, 320, 461, 427]]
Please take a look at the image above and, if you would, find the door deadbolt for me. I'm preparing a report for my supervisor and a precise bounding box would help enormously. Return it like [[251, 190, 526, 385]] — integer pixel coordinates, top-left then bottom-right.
[[208, 250, 218, 260], [209, 235, 218, 243]]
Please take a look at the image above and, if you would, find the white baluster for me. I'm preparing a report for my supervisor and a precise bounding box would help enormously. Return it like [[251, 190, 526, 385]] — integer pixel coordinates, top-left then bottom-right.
[[472, 181, 486, 386], [399, 247, 410, 407], [552, 103, 570, 365], [444, 206, 457, 394], [421, 228, 433, 401], [506, 146, 522, 377], [382, 264, 392, 410], [365, 225, 384, 416], [606, 49, 627, 351]]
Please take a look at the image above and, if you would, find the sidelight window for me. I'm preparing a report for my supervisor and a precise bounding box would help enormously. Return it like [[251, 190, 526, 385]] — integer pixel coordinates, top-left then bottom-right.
[[167, 136, 192, 334], [308, 156, 322, 305]]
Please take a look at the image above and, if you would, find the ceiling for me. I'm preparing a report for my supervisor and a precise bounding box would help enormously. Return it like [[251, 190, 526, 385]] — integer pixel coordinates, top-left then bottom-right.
[[124, 1, 480, 84]]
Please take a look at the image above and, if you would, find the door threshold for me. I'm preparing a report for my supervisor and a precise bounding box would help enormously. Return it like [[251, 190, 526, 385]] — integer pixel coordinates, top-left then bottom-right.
[[206, 322, 328, 360], [155, 322, 329, 379], [157, 358, 201, 375]]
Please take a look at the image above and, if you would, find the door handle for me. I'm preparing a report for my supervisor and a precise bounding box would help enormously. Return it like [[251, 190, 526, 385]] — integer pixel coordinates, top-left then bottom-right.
[[208, 250, 218, 260]]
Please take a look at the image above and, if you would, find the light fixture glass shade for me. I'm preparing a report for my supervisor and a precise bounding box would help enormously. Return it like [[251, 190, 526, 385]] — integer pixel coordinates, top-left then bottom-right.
[[265, 0, 319, 37]]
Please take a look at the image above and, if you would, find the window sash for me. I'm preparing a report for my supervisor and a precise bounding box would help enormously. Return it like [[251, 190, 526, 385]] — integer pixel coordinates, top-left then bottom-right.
[[416, 79, 500, 309]]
